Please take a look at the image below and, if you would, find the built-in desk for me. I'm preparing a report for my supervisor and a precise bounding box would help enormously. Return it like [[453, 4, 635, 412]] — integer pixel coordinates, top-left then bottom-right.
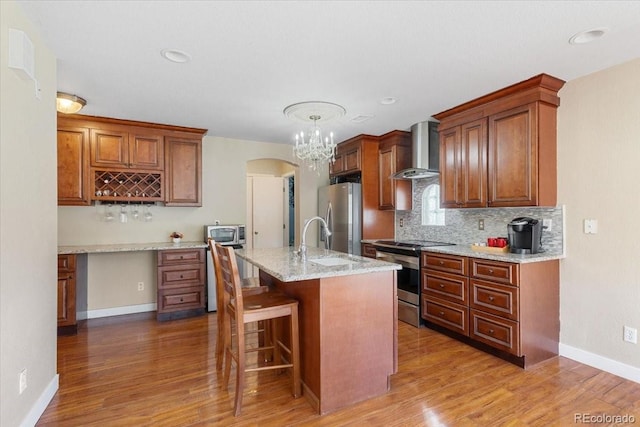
[[57, 242, 208, 325]]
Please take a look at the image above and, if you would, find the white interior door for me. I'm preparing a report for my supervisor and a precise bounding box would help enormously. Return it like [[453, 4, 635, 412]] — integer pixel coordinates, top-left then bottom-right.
[[252, 176, 285, 249]]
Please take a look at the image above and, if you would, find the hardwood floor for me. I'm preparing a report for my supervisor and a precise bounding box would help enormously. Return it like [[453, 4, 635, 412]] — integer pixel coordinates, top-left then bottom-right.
[[39, 312, 639, 426]]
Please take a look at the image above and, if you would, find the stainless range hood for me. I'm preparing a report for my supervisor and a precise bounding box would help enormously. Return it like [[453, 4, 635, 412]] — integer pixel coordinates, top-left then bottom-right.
[[393, 120, 440, 179]]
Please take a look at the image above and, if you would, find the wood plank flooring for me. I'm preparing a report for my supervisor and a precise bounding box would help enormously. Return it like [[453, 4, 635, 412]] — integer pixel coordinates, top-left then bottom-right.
[[38, 312, 639, 426]]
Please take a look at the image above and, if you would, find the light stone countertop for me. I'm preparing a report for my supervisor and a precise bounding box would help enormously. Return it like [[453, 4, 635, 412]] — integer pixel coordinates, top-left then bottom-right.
[[421, 244, 563, 264], [361, 240, 563, 264], [235, 246, 401, 282], [58, 241, 208, 254]]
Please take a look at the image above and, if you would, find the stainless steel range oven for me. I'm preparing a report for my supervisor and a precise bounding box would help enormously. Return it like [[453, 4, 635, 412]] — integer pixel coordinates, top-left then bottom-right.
[[373, 240, 454, 327]]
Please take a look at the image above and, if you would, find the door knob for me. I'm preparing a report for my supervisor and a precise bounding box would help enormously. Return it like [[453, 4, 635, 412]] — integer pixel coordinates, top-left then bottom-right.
[[254, 231, 259, 235]]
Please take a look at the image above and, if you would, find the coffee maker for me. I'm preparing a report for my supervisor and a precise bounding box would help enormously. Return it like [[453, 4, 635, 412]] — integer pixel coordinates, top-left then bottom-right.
[[507, 217, 542, 254]]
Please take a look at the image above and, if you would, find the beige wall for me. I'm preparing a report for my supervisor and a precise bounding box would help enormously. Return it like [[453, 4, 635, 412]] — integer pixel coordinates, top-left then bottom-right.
[[58, 136, 327, 311], [557, 58, 640, 369], [0, 1, 59, 426]]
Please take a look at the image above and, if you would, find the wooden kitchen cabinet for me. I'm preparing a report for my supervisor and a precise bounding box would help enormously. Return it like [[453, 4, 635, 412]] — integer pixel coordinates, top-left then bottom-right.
[[57, 254, 77, 335], [422, 251, 560, 368], [329, 135, 395, 241], [378, 130, 412, 211], [57, 114, 206, 206], [164, 136, 202, 206], [90, 127, 164, 170], [439, 118, 487, 208], [156, 248, 206, 321], [57, 124, 91, 206], [434, 74, 565, 208], [329, 138, 362, 176], [421, 253, 469, 335]]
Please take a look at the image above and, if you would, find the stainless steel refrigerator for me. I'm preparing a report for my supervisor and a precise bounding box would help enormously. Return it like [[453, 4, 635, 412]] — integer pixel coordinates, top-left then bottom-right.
[[318, 183, 362, 255]]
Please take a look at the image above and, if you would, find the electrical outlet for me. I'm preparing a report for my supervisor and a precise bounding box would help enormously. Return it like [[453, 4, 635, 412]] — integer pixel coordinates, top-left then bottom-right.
[[137, 281, 144, 291], [478, 219, 484, 230], [399, 218, 404, 228], [542, 218, 552, 231], [623, 326, 638, 344], [19, 368, 27, 394]]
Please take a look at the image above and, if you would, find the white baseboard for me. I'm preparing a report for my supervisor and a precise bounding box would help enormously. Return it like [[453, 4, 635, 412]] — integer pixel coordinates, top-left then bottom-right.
[[20, 374, 59, 427], [81, 303, 157, 320], [559, 343, 640, 384]]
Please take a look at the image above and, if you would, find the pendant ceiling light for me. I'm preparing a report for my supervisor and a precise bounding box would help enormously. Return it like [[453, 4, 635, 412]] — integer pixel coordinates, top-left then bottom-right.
[[56, 92, 86, 114], [284, 101, 346, 171]]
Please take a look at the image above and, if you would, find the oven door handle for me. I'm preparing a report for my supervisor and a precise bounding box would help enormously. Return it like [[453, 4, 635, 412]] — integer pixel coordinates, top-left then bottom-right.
[[376, 252, 419, 270]]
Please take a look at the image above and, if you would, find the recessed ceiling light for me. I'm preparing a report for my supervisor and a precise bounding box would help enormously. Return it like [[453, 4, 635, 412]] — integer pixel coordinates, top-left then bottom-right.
[[160, 49, 192, 63], [380, 97, 397, 105], [569, 28, 608, 45]]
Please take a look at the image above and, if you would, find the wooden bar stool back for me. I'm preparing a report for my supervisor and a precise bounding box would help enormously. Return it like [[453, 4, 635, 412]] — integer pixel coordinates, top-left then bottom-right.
[[215, 243, 301, 416], [207, 238, 264, 372]]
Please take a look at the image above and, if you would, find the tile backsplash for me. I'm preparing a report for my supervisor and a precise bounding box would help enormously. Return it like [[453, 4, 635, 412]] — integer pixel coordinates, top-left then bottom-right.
[[395, 177, 564, 256]]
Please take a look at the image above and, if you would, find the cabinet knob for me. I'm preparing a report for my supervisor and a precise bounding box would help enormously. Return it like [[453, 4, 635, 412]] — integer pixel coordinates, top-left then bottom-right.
[[488, 296, 495, 301], [489, 329, 495, 334], [180, 275, 184, 279], [439, 284, 445, 288], [488, 269, 494, 274], [439, 311, 445, 316], [180, 298, 184, 302], [438, 261, 444, 265], [180, 256, 184, 259]]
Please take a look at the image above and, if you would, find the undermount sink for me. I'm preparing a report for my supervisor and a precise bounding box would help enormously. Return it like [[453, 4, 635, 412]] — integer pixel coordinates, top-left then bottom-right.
[[309, 257, 357, 267]]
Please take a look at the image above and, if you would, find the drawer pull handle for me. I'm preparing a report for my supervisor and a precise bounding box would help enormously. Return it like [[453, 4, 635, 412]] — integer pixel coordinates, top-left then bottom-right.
[[439, 311, 445, 316], [439, 261, 444, 265], [180, 256, 184, 259], [488, 296, 495, 301], [180, 298, 184, 302], [489, 329, 495, 334], [180, 275, 184, 278], [488, 269, 494, 274], [439, 284, 445, 288]]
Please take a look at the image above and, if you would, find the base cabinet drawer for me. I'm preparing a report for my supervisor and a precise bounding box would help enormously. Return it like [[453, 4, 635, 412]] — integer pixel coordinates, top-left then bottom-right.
[[422, 297, 468, 336], [156, 248, 205, 321], [423, 270, 468, 305], [470, 279, 519, 320], [470, 309, 520, 355], [158, 286, 205, 312]]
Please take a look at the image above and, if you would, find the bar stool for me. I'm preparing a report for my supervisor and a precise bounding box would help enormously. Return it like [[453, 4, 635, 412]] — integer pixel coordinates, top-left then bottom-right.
[[215, 243, 301, 416], [207, 238, 265, 372]]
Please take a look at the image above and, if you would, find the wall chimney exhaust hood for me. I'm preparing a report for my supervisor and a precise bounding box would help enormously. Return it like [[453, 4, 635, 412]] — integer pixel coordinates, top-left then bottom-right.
[[393, 120, 440, 179]]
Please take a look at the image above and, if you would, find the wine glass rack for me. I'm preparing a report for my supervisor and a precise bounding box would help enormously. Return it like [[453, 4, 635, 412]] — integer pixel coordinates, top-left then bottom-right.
[[93, 169, 163, 202]]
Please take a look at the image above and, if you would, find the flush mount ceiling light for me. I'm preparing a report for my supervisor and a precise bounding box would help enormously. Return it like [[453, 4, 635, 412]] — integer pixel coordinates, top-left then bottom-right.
[[380, 97, 397, 105], [160, 48, 192, 63], [569, 28, 608, 44], [56, 92, 86, 114], [283, 101, 346, 172]]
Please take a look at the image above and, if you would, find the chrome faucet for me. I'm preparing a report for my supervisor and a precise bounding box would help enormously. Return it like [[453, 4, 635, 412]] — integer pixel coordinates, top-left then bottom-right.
[[298, 216, 332, 260]]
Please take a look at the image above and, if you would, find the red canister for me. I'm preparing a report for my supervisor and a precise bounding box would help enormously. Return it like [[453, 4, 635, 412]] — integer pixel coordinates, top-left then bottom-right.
[[487, 237, 497, 247]]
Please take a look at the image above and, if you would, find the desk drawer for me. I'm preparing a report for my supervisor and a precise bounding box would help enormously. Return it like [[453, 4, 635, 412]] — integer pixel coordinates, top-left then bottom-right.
[[158, 286, 205, 312], [158, 264, 205, 289], [157, 248, 205, 266]]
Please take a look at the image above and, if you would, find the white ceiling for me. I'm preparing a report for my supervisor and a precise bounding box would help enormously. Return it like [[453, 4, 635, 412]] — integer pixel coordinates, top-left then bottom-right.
[[17, 0, 640, 144]]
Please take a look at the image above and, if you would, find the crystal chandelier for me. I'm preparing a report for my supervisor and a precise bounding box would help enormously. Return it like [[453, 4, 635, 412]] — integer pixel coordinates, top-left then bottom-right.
[[293, 115, 336, 171], [284, 101, 346, 172]]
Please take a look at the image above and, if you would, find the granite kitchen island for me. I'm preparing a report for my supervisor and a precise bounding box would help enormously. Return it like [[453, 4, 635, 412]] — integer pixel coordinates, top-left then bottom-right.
[[235, 246, 400, 415]]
